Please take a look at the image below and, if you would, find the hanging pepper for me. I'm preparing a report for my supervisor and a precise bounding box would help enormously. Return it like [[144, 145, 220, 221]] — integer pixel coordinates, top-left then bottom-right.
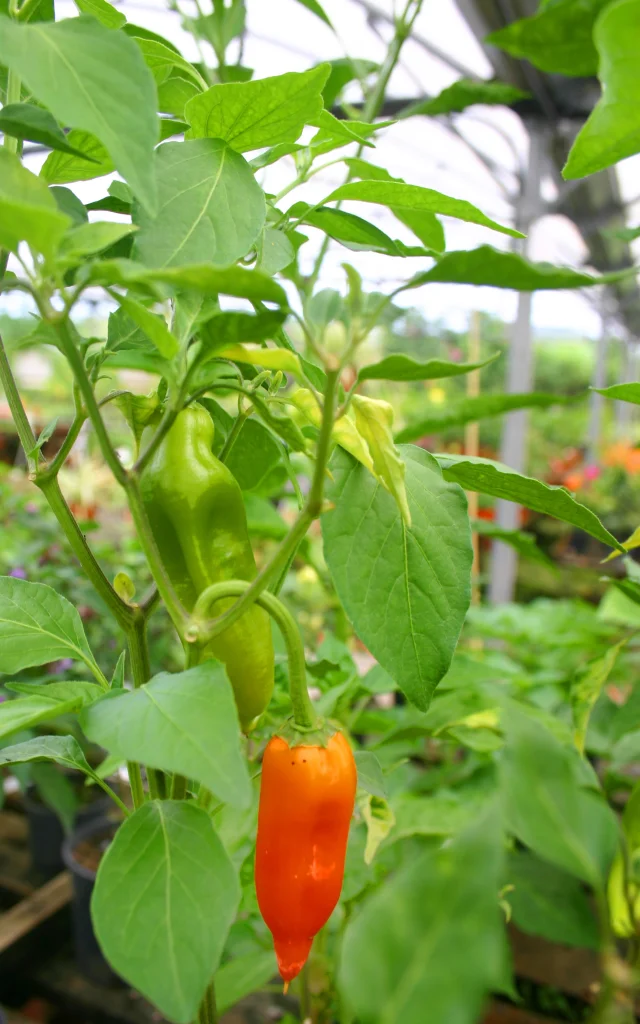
[[255, 730, 357, 983], [140, 404, 274, 728]]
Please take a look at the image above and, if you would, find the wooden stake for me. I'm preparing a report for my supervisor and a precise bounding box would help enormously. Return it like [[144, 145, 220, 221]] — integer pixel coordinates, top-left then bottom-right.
[[465, 310, 481, 603], [0, 871, 72, 954]]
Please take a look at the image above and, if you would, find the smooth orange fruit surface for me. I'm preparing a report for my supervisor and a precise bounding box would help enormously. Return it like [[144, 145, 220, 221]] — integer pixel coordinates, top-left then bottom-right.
[[255, 731, 357, 982]]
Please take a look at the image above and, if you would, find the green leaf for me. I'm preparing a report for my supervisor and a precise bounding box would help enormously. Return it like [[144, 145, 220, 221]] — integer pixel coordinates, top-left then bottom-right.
[[41, 129, 114, 185], [360, 793, 395, 864], [114, 294, 179, 360], [133, 36, 205, 89], [473, 520, 556, 569], [82, 662, 252, 806], [407, 78, 529, 116], [355, 750, 387, 799], [0, 695, 83, 740], [158, 71, 200, 118], [92, 801, 239, 1023], [243, 493, 287, 539], [115, 391, 162, 453], [6, 680, 103, 706], [565, 0, 640, 184], [500, 708, 618, 887], [401, 245, 609, 291], [322, 58, 377, 108], [216, 951, 278, 1014], [435, 454, 623, 551], [289, 202, 433, 257], [324, 181, 523, 238], [389, 792, 482, 842], [111, 651, 126, 689], [256, 227, 295, 275], [593, 382, 640, 405], [51, 186, 88, 225], [88, 259, 287, 304], [133, 139, 265, 268], [311, 109, 376, 149], [352, 395, 411, 525], [28, 416, 58, 456], [322, 447, 472, 711], [0, 576, 104, 679], [486, 0, 611, 76], [0, 15, 159, 212], [293, 0, 333, 26], [571, 641, 626, 755], [338, 806, 506, 1024], [507, 849, 599, 950], [31, 761, 78, 833], [0, 149, 70, 258], [0, 103, 99, 160], [185, 65, 330, 151], [59, 222, 137, 263], [359, 352, 498, 383], [395, 392, 578, 442], [0, 734, 96, 776], [199, 309, 286, 356], [225, 420, 283, 492], [308, 117, 388, 157], [74, 0, 126, 28]]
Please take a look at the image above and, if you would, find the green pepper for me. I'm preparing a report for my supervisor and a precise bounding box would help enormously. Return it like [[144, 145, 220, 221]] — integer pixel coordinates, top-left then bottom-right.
[[141, 403, 274, 729]]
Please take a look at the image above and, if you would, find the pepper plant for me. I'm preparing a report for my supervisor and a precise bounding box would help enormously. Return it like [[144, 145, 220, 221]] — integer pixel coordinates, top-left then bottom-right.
[[1, 0, 640, 1022]]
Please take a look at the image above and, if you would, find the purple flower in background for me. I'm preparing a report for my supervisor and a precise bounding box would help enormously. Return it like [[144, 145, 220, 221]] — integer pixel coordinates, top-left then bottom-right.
[[9, 568, 27, 579], [0, 694, 6, 704], [51, 657, 74, 675], [26, 502, 38, 514]]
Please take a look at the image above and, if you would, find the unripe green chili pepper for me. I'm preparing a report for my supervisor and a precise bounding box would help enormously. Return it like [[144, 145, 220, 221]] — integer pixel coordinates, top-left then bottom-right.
[[140, 404, 274, 728]]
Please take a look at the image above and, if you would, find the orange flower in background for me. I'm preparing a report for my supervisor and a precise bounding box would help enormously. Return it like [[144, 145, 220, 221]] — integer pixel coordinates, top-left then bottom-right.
[[626, 449, 640, 474], [563, 471, 585, 493], [604, 442, 633, 468]]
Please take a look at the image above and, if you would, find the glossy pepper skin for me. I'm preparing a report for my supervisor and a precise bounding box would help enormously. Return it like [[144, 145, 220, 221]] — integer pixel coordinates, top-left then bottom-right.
[[140, 404, 274, 728], [255, 731, 357, 982]]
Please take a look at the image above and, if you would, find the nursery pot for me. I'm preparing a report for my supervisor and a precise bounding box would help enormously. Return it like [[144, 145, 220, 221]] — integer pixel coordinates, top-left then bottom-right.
[[62, 815, 123, 988], [25, 782, 112, 880]]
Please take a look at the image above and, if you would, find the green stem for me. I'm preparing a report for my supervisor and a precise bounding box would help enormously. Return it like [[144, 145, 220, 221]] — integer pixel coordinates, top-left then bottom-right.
[[39, 477, 133, 628], [170, 774, 188, 800], [191, 582, 316, 730], [52, 317, 128, 487], [91, 774, 131, 818], [0, 332, 39, 472], [218, 409, 249, 463], [40, 399, 86, 480], [127, 608, 165, 806], [133, 401, 180, 476]]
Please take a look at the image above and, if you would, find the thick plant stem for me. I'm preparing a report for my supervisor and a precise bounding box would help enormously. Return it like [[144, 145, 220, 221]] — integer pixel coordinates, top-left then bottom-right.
[[127, 609, 165, 806], [192, 582, 317, 731]]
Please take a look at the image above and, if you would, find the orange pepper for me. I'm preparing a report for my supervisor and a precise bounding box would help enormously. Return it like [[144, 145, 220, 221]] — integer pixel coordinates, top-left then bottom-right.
[[255, 731, 357, 984]]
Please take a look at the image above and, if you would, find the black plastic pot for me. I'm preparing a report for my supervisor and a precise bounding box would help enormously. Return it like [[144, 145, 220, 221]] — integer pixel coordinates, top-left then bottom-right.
[[62, 815, 123, 988], [25, 784, 112, 880]]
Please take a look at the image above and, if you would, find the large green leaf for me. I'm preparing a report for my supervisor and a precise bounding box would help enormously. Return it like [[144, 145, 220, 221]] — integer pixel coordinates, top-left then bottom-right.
[[0, 576, 104, 680], [133, 36, 205, 90], [199, 309, 286, 356], [408, 78, 529, 116], [0, 15, 158, 212], [338, 806, 506, 1024], [322, 447, 472, 711], [396, 392, 578, 442], [0, 149, 70, 258], [506, 850, 600, 950], [593, 382, 640, 404], [133, 139, 265, 268], [293, 0, 333, 26], [359, 352, 498, 383], [92, 801, 239, 1023], [435, 455, 623, 551], [500, 708, 618, 887], [324, 181, 523, 238], [401, 246, 610, 291], [6, 679, 103, 705], [571, 641, 626, 755], [564, 0, 640, 178], [185, 65, 330, 151], [74, 0, 125, 27], [487, 0, 611, 76], [82, 662, 252, 806]]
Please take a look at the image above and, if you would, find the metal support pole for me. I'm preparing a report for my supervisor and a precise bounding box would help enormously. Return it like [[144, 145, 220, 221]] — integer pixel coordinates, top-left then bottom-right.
[[488, 123, 545, 604], [616, 340, 635, 437]]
